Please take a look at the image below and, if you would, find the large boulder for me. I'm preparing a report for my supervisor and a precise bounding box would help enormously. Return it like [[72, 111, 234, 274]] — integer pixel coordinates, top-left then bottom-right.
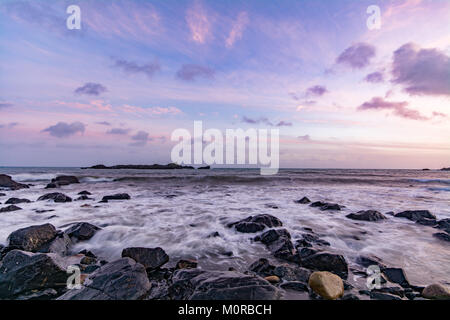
[[7, 224, 57, 252], [295, 197, 311, 204], [100, 193, 131, 203], [346, 210, 387, 222], [121, 247, 169, 269], [37, 193, 72, 203], [383, 268, 410, 287], [394, 210, 436, 221], [5, 198, 31, 205], [46, 176, 80, 188], [0, 174, 29, 190], [57, 258, 151, 300], [0, 250, 70, 298], [169, 269, 281, 300], [422, 284, 450, 300], [254, 228, 291, 245], [64, 222, 101, 241], [0, 205, 22, 213], [301, 252, 349, 279], [273, 264, 311, 283], [308, 271, 344, 300], [310, 201, 341, 211], [227, 214, 283, 233]]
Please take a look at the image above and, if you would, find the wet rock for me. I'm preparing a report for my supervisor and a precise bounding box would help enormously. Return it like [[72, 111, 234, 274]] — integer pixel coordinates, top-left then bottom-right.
[[37, 192, 72, 203], [264, 275, 280, 284], [370, 291, 402, 300], [355, 255, 386, 269], [5, 198, 31, 205], [16, 288, 59, 300], [0, 174, 29, 190], [383, 268, 410, 287], [38, 232, 72, 256], [299, 233, 330, 247], [308, 271, 344, 300], [64, 222, 101, 241], [436, 218, 450, 231], [78, 190, 92, 195], [341, 293, 360, 300], [280, 281, 309, 292], [0, 250, 70, 298], [57, 258, 151, 300], [254, 228, 291, 245], [320, 203, 342, 211], [301, 252, 349, 279], [121, 247, 169, 269], [100, 193, 131, 202], [0, 204, 22, 212], [169, 268, 281, 300], [433, 232, 450, 242], [416, 218, 437, 226], [273, 264, 311, 283], [176, 259, 198, 270], [248, 258, 275, 277], [422, 284, 450, 300], [7, 223, 57, 252], [0, 193, 6, 196], [267, 237, 296, 261], [45, 183, 58, 189], [51, 175, 80, 187], [372, 285, 405, 298], [295, 197, 311, 204], [346, 210, 387, 222], [75, 195, 93, 201], [207, 231, 220, 238], [394, 210, 436, 221], [227, 214, 282, 233], [298, 247, 319, 259]]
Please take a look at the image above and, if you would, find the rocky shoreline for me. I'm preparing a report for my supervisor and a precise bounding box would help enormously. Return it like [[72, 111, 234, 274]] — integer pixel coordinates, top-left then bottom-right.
[[0, 174, 449, 300]]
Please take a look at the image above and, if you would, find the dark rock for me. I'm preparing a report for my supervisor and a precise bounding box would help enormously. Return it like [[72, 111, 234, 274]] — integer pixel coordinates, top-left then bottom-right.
[[355, 255, 386, 269], [370, 291, 402, 300], [83, 163, 195, 170], [301, 252, 349, 279], [0, 250, 70, 298], [75, 195, 93, 201], [265, 203, 279, 209], [346, 210, 387, 222], [78, 249, 97, 258], [16, 288, 59, 300], [298, 247, 319, 259], [78, 190, 92, 195], [176, 259, 198, 270], [0, 193, 6, 196], [100, 193, 131, 202], [273, 265, 311, 282], [441, 167, 450, 171], [5, 198, 31, 205], [320, 203, 342, 211], [254, 229, 291, 245], [0, 204, 22, 212], [435, 219, 450, 234], [0, 174, 29, 190], [207, 231, 220, 238], [433, 232, 450, 242], [45, 183, 58, 189], [267, 237, 296, 261], [248, 258, 275, 277], [280, 281, 309, 292], [300, 233, 330, 247], [227, 214, 282, 233], [52, 175, 80, 186], [38, 232, 72, 256], [169, 268, 281, 300], [372, 285, 405, 298], [383, 268, 410, 287], [198, 166, 210, 170], [37, 192, 72, 203], [57, 258, 151, 300], [121, 247, 169, 269], [416, 218, 437, 226], [64, 222, 101, 241], [7, 223, 57, 252], [295, 197, 311, 204], [394, 210, 436, 221], [310, 201, 327, 207], [80, 255, 97, 265], [341, 293, 360, 300]]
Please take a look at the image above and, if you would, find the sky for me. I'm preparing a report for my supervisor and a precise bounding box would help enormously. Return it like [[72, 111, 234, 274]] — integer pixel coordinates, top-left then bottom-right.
[[0, 0, 449, 168]]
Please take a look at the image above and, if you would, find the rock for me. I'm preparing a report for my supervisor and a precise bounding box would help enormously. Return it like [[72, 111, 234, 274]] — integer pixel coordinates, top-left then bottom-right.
[[0, 193, 6, 196], [280, 281, 309, 292], [422, 284, 450, 300], [346, 210, 387, 222], [37, 192, 72, 203], [370, 291, 402, 300], [267, 237, 296, 261], [298, 247, 319, 259], [416, 218, 437, 226], [273, 265, 311, 283], [121, 247, 169, 269], [45, 183, 58, 189], [355, 255, 386, 268], [57, 258, 151, 300], [372, 285, 405, 297], [299, 233, 330, 247], [301, 252, 349, 279], [5, 198, 31, 205], [248, 258, 275, 277], [78, 190, 92, 195], [0, 174, 29, 190], [308, 271, 344, 300], [394, 210, 436, 221], [383, 268, 410, 287], [169, 269, 281, 300], [16, 288, 59, 300], [38, 232, 72, 256], [441, 167, 450, 171], [341, 293, 360, 300], [7, 223, 57, 252], [75, 195, 93, 201], [198, 166, 210, 170], [264, 275, 280, 283], [310, 201, 341, 211], [227, 214, 282, 233], [100, 193, 131, 202], [52, 175, 80, 186], [433, 232, 450, 242], [0, 250, 70, 298], [254, 228, 291, 245], [64, 222, 101, 241], [0, 204, 22, 212], [176, 259, 198, 270], [295, 197, 311, 204]]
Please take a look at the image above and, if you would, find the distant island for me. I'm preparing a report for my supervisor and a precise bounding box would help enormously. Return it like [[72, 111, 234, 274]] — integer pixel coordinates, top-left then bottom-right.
[[81, 163, 212, 170], [442, 167, 450, 171]]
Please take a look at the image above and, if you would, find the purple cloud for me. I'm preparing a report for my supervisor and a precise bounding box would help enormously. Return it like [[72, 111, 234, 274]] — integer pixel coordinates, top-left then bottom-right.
[[392, 43, 450, 96], [106, 128, 130, 135], [306, 85, 328, 97], [75, 83, 107, 96], [130, 130, 150, 146], [364, 72, 384, 83], [96, 121, 111, 126], [0, 102, 13, 109], [42, 122, 85, 138], [336, 43, 376, 69], [358, 97, 428, 121], [276, 121, 292, 127], [114, 59, 161, 79], [242, 116, 292, 127], [176, 64, 215, 81]]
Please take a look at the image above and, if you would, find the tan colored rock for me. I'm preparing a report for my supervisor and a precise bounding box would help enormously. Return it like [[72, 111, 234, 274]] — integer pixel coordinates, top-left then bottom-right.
[[422, 284, 450, 300], [308, 271, 344, 300], [264, 275, 280, 284]]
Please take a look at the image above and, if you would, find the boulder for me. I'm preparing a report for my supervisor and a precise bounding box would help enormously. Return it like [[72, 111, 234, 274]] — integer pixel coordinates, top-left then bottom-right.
[[0, 204, 22, 213], [264, 275, 280, 284], [310, 201, 341, 211], [5, 198, 31, 205], [355, 255, 386, 269], [394, 210, 436, 221], [422, 284, 450, 300], [0, 250, 70, 298], [169, 269, 281, 300], [37, 192, 72, 203], [308, 271, 344, 300], [301, 252, 349, 279], [433, 232, 450, 242], [254, 228, 291, 245], [280, 281, 309, 292], [227, 214, 282, 233], [436, 219, 450, 233], [75, 195, 93, 201], [383, 268, 410, 287], [50, 175, 80, 187], [78, 190, 92, 195], [176, 259, 198, 270], [121, 247, 169, 269], [370, 291, 402, 300], [295, 197, 311, 204], [38, 232, 73, 256], [7, 223, 57, 252], [416, 218, 437, 226], [64, 222, 101, 241], [273, 264, 311, 283], [248, 258, 275, 277], [346, 210, 387, 222], [0, 174, 29, 190], [57, 258, 151, 300], [100, 193, 131, 202]]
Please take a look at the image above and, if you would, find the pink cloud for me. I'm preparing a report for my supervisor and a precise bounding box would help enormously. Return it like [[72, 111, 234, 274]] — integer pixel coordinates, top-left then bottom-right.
[[186, 1, 212, 44], [226, 11, 249, 48], [121, 105, 182, 116]]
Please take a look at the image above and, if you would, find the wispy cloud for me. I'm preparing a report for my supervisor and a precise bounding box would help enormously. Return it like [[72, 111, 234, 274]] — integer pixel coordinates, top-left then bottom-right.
[[336, 43, 376, 69], [96, 121, 111, 126], [106, 128, 130, 135], [226, 11, 249, 48], [176, 64, 215, 81], [186, 0, 212, 44], [358, 97, 428, 121], [242, 116, 292, 127], [364, 71, 384, 83], [0, 102, 13, 109], [114, 59, 161, 79], [306, 85, 328, 97], [74, 83, 108, 96], [42, 122, 85, 138], [121, 105, 182, 116]]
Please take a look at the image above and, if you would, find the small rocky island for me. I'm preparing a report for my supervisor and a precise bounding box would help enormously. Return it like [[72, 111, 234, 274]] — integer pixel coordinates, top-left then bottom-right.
[[81, 163, 196, 170]]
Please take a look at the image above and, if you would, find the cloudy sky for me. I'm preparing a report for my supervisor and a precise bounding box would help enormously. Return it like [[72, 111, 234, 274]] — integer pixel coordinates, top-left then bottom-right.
[[0, 0, 449, 168]]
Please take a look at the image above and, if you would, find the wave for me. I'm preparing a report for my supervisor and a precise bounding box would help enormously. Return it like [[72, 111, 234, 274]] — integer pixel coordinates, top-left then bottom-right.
[[79, 177, 116, 183], [10, 173, 57, 182], [410, 179, 450, 186]]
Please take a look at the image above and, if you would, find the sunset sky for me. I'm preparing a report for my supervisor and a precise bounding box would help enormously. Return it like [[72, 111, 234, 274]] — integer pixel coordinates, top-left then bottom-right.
[[0, 0, 449, 168]]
